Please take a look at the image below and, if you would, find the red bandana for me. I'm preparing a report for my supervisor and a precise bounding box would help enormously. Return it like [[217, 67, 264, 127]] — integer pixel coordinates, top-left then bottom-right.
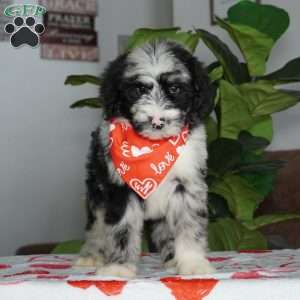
[[109, 120, 188, 199]]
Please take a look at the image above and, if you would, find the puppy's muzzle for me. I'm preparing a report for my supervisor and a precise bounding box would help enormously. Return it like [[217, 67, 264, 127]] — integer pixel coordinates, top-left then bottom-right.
[[151, 116, 165, 130]]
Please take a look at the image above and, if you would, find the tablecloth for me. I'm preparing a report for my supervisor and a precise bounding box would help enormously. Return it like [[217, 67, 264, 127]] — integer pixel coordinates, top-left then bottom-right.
[[1, 249, 300, 300]]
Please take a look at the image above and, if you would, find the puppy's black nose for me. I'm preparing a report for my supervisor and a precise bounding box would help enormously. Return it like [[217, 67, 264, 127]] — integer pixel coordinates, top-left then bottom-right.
[[151, 117, 165, 130], [152, 123, 164, 130]]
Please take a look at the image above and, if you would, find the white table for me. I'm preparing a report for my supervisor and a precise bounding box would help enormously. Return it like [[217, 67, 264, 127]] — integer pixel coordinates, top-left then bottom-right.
[[1, 250, 300, 300]]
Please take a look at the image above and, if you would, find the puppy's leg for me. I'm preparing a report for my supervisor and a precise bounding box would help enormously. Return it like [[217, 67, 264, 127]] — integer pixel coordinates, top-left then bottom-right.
[[75, 128, 108, 267], [167, 179, 214, 275], [75, 209, 105, 267], [97, 194, 144, 278], [151, 219, 175, 268]]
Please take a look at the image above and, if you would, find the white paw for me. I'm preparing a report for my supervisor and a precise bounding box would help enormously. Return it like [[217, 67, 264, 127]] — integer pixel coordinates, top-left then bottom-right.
[[164, 258, 177, 269], [74, 255, 104, 268], [96, 263, 137, 278], [177, 258, 215, 275]]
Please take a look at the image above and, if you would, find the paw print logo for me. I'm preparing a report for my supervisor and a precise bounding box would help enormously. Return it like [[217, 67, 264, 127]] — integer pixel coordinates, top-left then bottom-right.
[[4, 16, 45, 48]]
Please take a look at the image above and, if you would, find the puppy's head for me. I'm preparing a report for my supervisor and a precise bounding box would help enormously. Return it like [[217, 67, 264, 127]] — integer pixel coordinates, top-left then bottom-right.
[[101, 40, 214, 140]]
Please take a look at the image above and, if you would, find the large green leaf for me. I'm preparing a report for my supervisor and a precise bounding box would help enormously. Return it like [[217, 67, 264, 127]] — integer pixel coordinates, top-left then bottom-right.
[[219, 80, 273, 140], [208, 193, 232, 221], [238, 227, 267, 250], [206, 62, 247, 83], [237, 150, 282, 198], [216, 18, 274, 76], [259, 57, 300, 84], [209, 65, 224, 83], [126, 28, 200, 53], [228, 1, 290, 42], [65, 75, 101, 86], [208, 218, 267, 251], [171, 31, 201, 53], [237, 160, 285, 173], [243, 213, 300, 230], [219, 80, 252, 139], [238, 131, 269, 151], [218, 0, 290, 77], [248, 116, 273, 142], [238, 150, 285, 175], [206, 61, 220, 74], [220, 81, 295, 140], [241, 172, 275, 199], [280, 89, 300, 101], [239, 82, 298, 116], [254, 92, 298, 116], [210, 174, 262, 221], [196, 29, 247, 84], [70, 98, 102, 109], [205, 116, 218, 144], [208, 138, 242, 175]]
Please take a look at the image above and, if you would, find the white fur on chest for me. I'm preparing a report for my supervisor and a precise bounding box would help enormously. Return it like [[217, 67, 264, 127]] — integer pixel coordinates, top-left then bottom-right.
[[144, 124, 207, 219], [100, 119, 207, 219]]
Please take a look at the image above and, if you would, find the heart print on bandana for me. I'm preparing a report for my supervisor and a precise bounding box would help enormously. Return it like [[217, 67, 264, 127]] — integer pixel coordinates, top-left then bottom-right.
[[131, 145, 153, 157], [109, 119, 188, 199]]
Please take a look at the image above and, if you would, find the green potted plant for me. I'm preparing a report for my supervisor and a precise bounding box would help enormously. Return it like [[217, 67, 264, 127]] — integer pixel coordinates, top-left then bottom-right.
[[61, 0, 300, 253]]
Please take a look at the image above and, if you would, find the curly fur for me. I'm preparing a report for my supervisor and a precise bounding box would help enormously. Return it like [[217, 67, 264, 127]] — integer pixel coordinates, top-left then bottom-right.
[[76, 41, 215, 277]]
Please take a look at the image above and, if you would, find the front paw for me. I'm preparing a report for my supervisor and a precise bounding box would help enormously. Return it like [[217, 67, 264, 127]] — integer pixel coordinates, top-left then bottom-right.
[[74, 255, 104, 268], [177, 257, 215, 275], [96, 263, 137, 278], [164, 258, 177, 269]]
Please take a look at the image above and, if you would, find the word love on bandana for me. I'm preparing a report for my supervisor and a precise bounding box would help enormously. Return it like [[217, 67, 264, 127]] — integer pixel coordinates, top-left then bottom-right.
[[109, 120, 188, 199]]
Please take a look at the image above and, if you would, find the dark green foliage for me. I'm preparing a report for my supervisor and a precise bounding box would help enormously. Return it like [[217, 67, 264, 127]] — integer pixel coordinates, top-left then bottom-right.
[[69, 98, 102, 109], [65, 75, 101, 86], [259, 57, 300, 84], [196, 29, 248, 84]]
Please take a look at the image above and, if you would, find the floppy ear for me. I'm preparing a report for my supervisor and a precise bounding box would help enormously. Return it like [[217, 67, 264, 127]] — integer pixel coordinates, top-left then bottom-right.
[[189, 57, 215, 121], [100, 53, 128, 119]]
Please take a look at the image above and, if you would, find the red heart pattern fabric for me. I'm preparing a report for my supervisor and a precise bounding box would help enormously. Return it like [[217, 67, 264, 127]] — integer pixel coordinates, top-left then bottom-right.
[[1, 251, 300, 299], [109, 119, 188, 199]]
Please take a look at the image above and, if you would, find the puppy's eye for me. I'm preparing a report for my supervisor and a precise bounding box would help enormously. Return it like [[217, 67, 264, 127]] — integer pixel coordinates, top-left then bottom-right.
[[135, 86, 149, 95], [168, 85, 181, 94]]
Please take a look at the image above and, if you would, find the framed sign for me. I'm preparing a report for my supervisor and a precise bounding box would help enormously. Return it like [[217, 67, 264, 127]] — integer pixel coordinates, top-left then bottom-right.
[[39, 0, 99, 61], [210, 0, 261, 25]]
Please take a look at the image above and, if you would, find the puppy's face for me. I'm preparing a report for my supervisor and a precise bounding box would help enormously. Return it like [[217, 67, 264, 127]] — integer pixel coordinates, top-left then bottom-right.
[[101, 41, 213, 140]]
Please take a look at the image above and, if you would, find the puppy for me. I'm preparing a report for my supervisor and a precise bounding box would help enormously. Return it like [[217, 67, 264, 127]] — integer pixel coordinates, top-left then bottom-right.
[[76, 40, 215, 277]]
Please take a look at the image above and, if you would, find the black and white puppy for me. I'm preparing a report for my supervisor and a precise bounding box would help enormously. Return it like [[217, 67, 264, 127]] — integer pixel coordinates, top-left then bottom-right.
[[75, 41, 215, 277]]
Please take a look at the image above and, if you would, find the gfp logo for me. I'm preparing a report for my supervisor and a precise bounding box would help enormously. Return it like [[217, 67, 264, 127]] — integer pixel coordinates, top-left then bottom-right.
[[4, 4, 46, 17], [3, 4, 46, 48]]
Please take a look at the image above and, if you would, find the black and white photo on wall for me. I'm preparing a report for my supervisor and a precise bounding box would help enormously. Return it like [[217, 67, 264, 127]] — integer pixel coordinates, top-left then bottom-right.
[[210, 0, 261, 25]]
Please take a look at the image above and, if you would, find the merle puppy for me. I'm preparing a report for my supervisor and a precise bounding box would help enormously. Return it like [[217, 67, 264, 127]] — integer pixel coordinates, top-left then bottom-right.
[[76, 41, 215, 277]]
